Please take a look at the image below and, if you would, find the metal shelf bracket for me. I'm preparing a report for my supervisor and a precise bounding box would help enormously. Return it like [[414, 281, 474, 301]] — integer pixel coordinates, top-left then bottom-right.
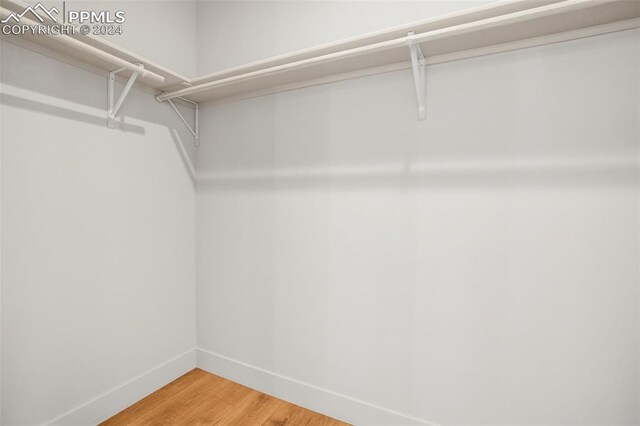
[[108, 66, 141, 128], [407, 31, 427, 121], [165, 97, 199, 147]]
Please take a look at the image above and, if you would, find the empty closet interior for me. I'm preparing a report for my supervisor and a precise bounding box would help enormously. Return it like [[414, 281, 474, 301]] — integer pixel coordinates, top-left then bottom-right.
[[1, 0, 639, 424]]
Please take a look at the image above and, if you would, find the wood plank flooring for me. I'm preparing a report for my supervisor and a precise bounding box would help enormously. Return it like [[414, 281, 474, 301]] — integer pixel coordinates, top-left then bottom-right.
[[101, 368, 350, 426]]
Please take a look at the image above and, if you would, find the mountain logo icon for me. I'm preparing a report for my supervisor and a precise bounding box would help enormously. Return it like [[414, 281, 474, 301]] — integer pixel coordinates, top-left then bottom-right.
[[1, 3, 59, 24]]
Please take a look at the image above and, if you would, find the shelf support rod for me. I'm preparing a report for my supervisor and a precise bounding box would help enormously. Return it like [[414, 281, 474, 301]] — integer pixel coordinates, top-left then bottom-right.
[[407, 31, 427, 121], [108, 67, 141, 128], [167, 98, 199, 147]]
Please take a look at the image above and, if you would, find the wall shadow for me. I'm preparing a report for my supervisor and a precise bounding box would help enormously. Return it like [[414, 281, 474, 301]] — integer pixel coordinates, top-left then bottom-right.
[[169, 128, 196, 185], [0, 93, 146, 134], [196, 158, 639, 191]]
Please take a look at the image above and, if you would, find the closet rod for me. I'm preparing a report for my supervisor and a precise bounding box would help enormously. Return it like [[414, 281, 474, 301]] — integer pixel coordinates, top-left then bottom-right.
[[0, 7, 165, 84], [155, 0, 602, 102]]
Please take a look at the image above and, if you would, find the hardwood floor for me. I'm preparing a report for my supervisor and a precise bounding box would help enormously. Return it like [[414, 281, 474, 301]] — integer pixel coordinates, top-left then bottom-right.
[[101, 368, 350, 426]]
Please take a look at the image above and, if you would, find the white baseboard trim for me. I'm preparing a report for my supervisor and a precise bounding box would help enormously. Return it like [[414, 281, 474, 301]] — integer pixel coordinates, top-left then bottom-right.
[[46, 347, 197, 426], [196, 347, 435, 426]]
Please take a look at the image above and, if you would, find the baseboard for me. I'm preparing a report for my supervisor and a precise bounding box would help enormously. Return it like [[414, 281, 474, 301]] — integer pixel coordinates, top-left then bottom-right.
[[46, 348, 197, 425], [196, 347, 435, 426]]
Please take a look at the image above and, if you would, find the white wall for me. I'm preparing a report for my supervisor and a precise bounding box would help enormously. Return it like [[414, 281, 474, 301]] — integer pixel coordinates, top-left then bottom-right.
[[90, 0, 198, 77], [195, 28, 640, 425], [196, 0, 494, 74], [43, 0, 198, 77], [0, 40, 197, 425]]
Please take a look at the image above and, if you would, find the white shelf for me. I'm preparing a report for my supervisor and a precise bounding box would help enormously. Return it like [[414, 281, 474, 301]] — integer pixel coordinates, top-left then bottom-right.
[[157, 0, 640, 104], [1, 0, 639, 106]]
